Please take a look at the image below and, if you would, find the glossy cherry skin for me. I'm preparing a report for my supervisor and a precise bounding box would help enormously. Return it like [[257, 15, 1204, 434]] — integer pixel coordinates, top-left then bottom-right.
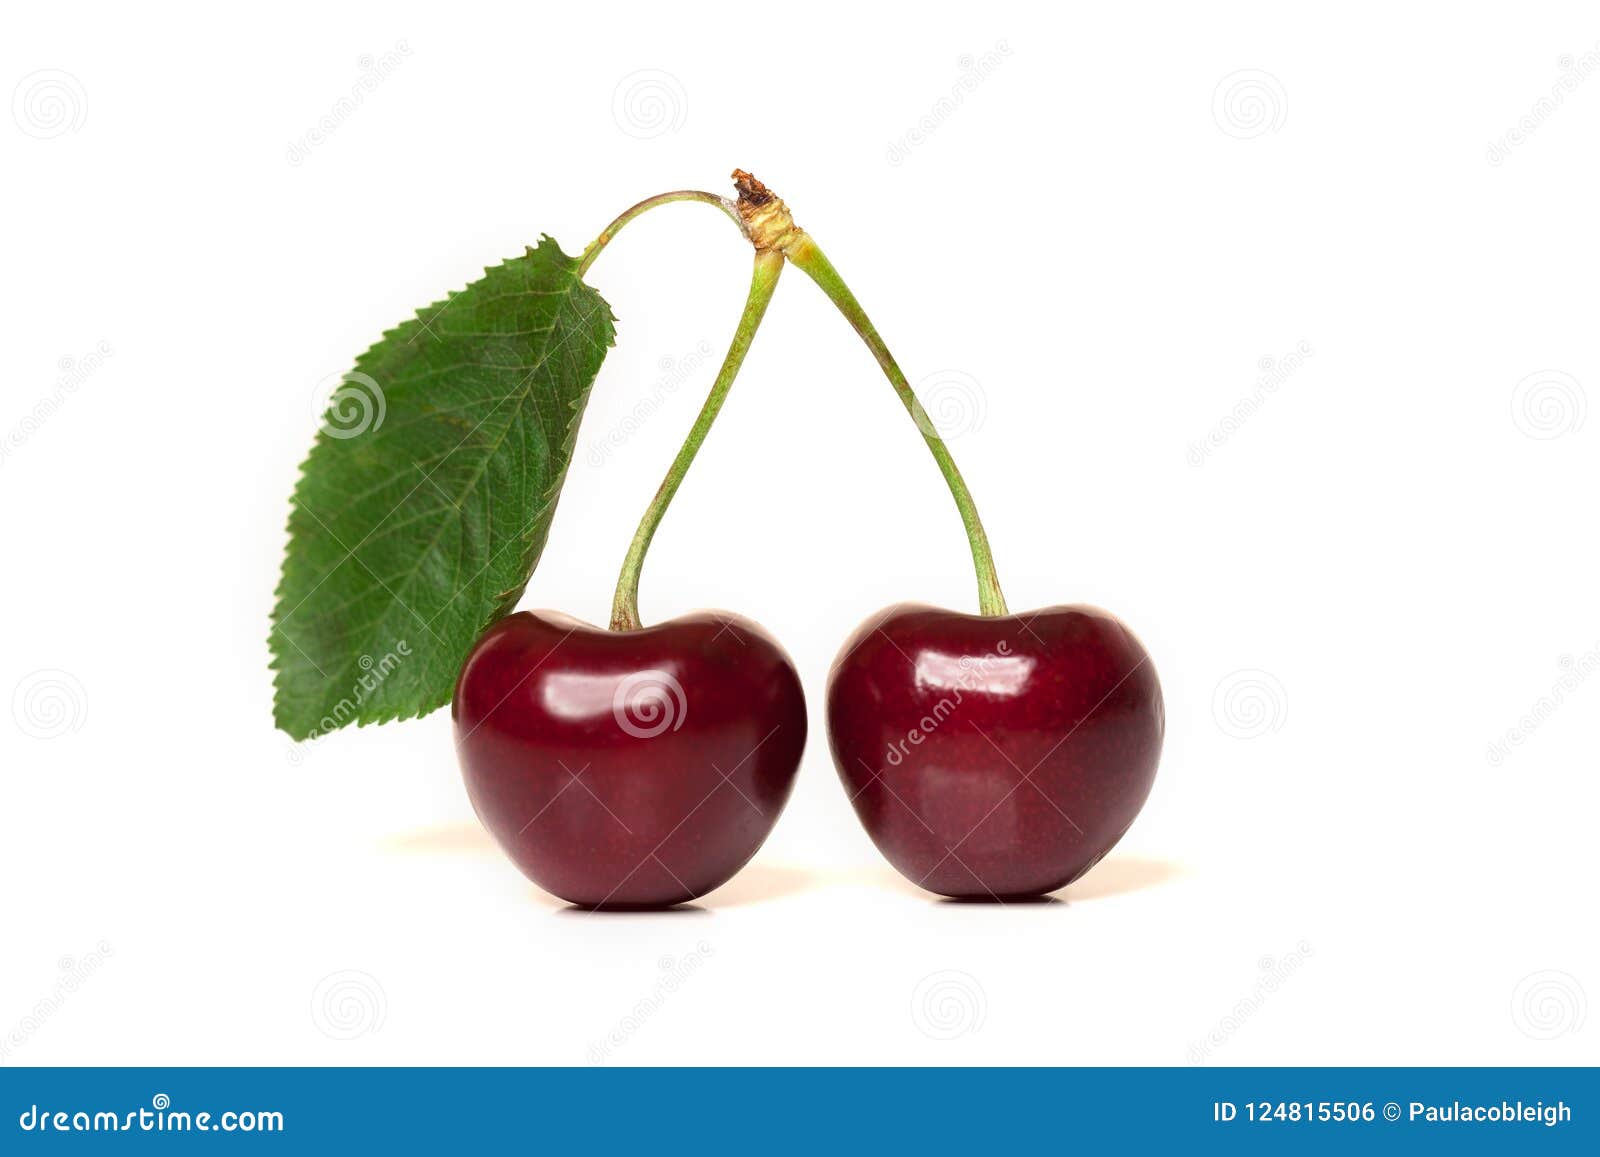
[[827, 603, 1163, 899], [453, 610, 806, 908]]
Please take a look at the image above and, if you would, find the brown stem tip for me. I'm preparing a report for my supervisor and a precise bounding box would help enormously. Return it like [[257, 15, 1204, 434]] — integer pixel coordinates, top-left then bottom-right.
[[732, 169, 775, 207], [730, 169, 801, 254]]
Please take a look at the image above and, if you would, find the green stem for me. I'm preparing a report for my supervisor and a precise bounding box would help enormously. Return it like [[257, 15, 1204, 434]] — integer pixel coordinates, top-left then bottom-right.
[[783, 234, 1008, 616], [578, 190, 745, 279], [610, 249, 786, 630]]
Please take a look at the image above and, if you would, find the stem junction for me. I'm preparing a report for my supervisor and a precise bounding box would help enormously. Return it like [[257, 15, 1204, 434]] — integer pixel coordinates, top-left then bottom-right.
[[731, 170, 1008, 616], [585, 170, 1008, 630]]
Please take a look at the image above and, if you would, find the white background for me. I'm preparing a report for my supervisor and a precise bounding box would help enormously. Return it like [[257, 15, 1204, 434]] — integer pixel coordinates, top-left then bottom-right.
[[3, 2, 1596, 1066]]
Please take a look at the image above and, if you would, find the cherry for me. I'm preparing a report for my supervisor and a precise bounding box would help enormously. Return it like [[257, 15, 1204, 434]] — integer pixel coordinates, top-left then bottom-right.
[[827, 603, 1163, 899], [719, 173, 1169, 899], [280, 171, 1169, 907], [447, 233, 801, 909], [453, 609, 806, 908]]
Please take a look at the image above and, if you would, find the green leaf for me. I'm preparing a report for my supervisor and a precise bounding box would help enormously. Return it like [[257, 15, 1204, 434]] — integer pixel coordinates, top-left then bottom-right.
[[271, 236, 615, 740]]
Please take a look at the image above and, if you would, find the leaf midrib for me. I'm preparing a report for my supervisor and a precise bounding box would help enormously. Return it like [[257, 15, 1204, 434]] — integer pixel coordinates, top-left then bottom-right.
[[323, 274, 597, 686]]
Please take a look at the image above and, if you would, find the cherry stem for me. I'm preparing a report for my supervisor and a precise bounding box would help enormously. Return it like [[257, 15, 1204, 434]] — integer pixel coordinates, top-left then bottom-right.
[[610, 249, 786, 631], [578, 190, 745, 279], [782, 235, 1009, 617]]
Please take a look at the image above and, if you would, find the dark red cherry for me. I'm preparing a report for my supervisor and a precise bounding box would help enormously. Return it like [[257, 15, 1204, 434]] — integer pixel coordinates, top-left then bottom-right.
[[453, 610, 806, 908], [826, 603, 1163, 899]]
